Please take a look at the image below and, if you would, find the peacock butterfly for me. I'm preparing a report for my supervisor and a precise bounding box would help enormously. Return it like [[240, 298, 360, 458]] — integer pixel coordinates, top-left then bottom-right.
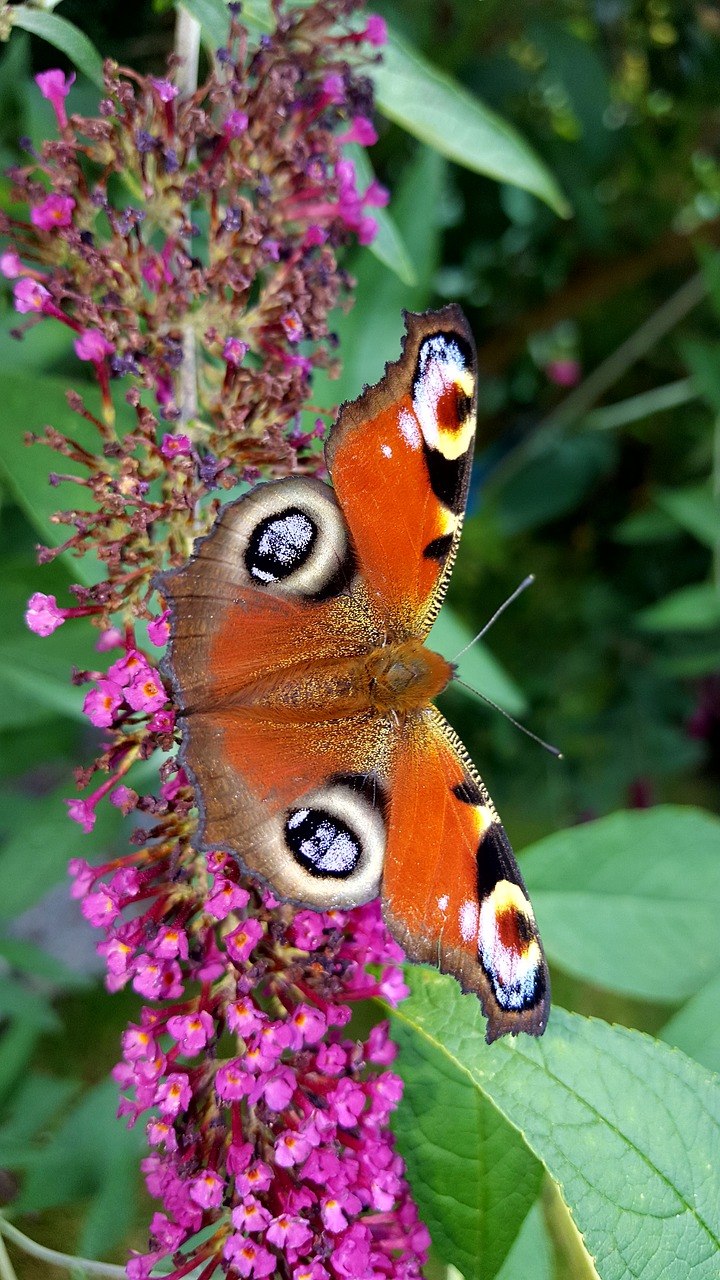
[[157, 305, 550, 1042]]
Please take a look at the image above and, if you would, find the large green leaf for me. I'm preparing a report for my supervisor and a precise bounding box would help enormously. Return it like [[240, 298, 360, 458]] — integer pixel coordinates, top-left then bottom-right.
[[0, 779, 123, 918], [185, 1, 568, 214], [496, 1202, 553, 1280], [12, 1077, 145, 1258], [661, 973, 720, 1075], [655, 484, 720, 550], [373, 32, 570, 217], [393, 1021, 542, 1280], [429, 606, 526, 716], [10, 9, 104, 87], [637, 583, 720, 633], [0, 373, 104, 586], [523, 807, 720, 1002], [391, 971, 720, 1280]]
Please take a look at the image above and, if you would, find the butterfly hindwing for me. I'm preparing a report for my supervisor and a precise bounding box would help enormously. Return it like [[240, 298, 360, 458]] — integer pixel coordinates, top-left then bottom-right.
[[381, 708, 550, 1042]]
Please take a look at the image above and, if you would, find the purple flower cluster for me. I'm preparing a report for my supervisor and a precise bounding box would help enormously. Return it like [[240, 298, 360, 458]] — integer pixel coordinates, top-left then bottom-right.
[[71, 837, 427, 1278], [10, 4, 433, 1277]]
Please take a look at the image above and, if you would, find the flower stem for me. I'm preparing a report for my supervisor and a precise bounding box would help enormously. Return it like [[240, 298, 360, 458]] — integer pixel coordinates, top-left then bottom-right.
[[0, 1218, 126, 1280]]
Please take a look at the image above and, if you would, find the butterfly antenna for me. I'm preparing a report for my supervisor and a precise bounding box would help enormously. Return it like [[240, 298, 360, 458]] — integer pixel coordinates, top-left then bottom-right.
[[453, 676, 563, 759], [450, 575, 535, 663]]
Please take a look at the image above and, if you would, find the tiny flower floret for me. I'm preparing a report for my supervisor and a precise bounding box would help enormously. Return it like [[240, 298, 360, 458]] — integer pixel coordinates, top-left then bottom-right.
[[75, 329, 115, 362], [35, 69, 75, 129], [14, 279, 50, 314], [31, 194, 75, 231], [25, 591, 65, 636]]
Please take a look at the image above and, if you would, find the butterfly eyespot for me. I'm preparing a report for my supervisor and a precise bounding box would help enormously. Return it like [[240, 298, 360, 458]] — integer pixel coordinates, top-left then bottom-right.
[[272, 778, 386, 908], [216, 477, 355, 599], [245, 507, 317, 584], [285, 806, 362, 877]]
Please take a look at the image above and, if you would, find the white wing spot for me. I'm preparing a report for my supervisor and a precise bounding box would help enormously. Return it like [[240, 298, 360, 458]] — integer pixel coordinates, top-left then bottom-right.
[[459, 900, 478, 943], [397, 408, 422, 450]]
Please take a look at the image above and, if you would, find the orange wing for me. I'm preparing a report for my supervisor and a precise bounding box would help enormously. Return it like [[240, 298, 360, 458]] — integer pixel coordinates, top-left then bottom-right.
[[326, 305, 477, 639], [380, 708, 550, 1043]]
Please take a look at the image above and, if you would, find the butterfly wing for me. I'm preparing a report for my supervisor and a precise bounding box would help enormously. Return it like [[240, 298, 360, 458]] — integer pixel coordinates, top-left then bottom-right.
[[381, 707, 550, 1043], [326, 304, 477, 639], [158, 475, 391, 908]]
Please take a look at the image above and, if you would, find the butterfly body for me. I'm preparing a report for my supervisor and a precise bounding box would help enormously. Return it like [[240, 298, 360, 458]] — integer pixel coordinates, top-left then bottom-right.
[[159, 305, 550, 1042]]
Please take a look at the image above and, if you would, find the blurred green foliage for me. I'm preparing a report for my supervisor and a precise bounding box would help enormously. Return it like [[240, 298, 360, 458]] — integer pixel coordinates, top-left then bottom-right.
[[1, 2, 720, 1278]]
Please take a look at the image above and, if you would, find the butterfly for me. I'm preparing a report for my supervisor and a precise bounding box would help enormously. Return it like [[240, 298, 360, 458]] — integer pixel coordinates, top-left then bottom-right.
[[158, 305, 550, 1042]]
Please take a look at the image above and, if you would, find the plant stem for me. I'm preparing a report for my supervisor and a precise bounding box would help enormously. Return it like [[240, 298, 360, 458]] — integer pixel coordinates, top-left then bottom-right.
[[0, 1219, 127, 1280], [487, 272, 707, 492]]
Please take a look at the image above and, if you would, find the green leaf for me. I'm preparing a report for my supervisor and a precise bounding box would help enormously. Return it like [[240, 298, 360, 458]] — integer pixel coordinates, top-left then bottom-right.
[[0, 977, 59, 1031], [680, 337, 720, 413], [0, 779, 123, 918], [348, 145, 417, 287], [10, 9, 104, 87], [391, 972, 720, 1280], [655, 484, 720, 549], [372, 32, 570, 218], [612, 508, 682, 545], [494, 434, 617, 535], [307, 145, 447, 424], [523, 806, 720, 1002], [181, 0, 271, 46], [0, 1074, 79, 1161], [496, 1202, 552, 1280], [0, 937, 88, 990], [429, 606, 526, 716], [661, 973, 720, 1075], [637, 583, 720, 633], [393, 1021, 542, 1280], [13, 1077, 145, 1258], [0, 556, 107, 729], [0, 373, 104, 586]]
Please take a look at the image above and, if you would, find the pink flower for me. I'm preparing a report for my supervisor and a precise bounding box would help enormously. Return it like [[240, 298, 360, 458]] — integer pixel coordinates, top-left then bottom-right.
[[151, 79, 179, 103], [216, 1061, 252, 1102], [281, 310, 304, 342], [207, 878, 251, 920], [147, 610, 170, 646], [66, 797, 97, 833], [160, 433, 192, 459], [75, 329, 115, 362], [266, 1214, 314, 1251], [378, 965, 410, 1006], [31, 194, 75, 231], [339, 117, 377, 147], [154, 1073, 192, 1117], [224, 110, 249, 137], [125, 665, 167, 713], [0, 250, 21, 278], [83, 680, 124, 728], [25, 591, 65, 636], [231, 1197, 272, 1234], [320, 1190, 362, 1232], [223, 1238, 276, 1278], [188, 1170, 224, 1209], [223, 337, 249, 364], [365, 15, 387, 46], [166, 1011, 213, 1055], [546, 357, 581, 387], [225, 917, 264, 965], [35, 68, 75, 129], [13, 278, 50, 314], [96, 627, 124, 651]]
